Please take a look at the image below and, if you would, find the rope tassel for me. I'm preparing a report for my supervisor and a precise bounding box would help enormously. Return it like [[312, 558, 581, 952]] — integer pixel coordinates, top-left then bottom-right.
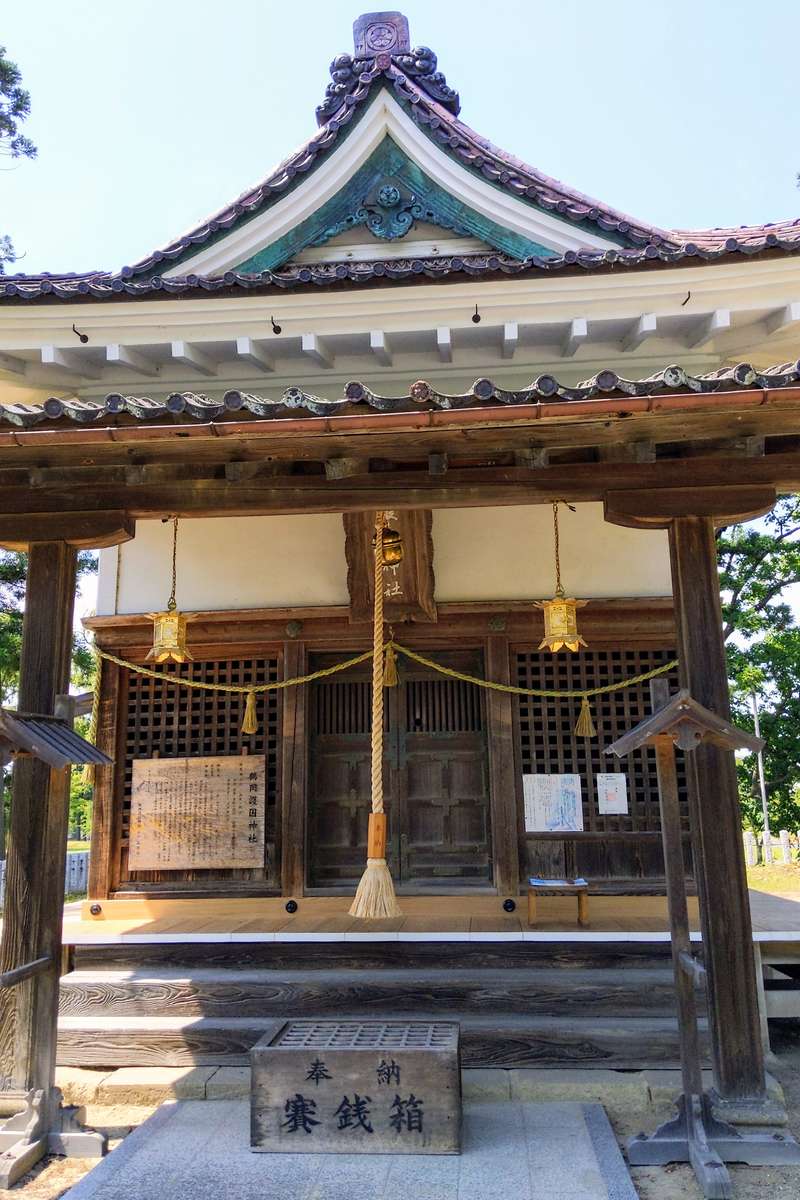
[[241, 690, 259, 735], [350, 512, 402, 920], [575, 695, 596, 739], [384, 643, 399, 688]]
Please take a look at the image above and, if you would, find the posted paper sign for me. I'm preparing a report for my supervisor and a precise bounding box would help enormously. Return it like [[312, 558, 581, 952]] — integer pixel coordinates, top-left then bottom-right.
[[523, 774, 584, 833], [597, 772, 628, 815]]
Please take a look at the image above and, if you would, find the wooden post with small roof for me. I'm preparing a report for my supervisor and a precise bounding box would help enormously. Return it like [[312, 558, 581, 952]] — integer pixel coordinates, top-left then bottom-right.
[[608, 685, 800, 1199]]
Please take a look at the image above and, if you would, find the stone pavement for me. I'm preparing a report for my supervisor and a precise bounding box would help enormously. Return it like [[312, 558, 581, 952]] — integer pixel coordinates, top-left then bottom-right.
[[63, 1098, 637, 1200]]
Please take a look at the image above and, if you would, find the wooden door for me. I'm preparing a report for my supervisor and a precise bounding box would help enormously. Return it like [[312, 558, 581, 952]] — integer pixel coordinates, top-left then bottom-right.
[[398, 653, 492, 886], [307, 650, 492, 890]]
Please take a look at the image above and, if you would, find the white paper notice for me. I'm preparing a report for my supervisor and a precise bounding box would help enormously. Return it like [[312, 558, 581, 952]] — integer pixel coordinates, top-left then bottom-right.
[[523, 774, 584, 833], [597, 772, 629, 815]]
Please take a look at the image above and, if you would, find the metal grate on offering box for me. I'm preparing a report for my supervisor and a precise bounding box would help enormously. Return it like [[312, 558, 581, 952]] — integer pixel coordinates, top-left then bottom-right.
[[274, 1021, 459, 1050]]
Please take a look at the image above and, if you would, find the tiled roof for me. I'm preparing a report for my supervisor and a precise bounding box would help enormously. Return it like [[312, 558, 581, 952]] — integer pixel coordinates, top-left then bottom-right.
[[3, 227, 800, 303], [2, 362, 799, 429], [1, 15, 799, 303]]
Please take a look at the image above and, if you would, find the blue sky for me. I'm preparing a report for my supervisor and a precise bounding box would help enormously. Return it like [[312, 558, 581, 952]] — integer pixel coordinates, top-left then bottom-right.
[[2, 0, 800, 276]]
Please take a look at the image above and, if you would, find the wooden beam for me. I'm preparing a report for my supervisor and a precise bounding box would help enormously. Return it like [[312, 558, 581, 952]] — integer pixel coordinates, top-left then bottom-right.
[[669, 516, 766, 1102], [235, 336, 274, 372], [562, 318, 588, 358], [0, 352, 26, 375], [106, 344, 158, 377], [369, 331, 391, 366], [428, 452, 448, 476], [436, 327, 452, 363], [343, 509, 436, 623], [40, 346, 101, 379], [621, 313, 657, 353], [0, 510, 135, 551], [514, 447, 549, 469], [171, 340, 216, 377], [3, 454, 799, 521], [324, 457, 367, 480], [301, 333, 333, 369], [765, 301, 800, 337], [597, 441, 655, 465], [686, 308, 730, 349], [501, 322, 518, 360], [604, 485, 776, 529]]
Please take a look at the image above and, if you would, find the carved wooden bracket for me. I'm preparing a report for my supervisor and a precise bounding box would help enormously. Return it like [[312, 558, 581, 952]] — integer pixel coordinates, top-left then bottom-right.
[[0, 510, 136, 551], [603, 486, 776, 530], [343, 509, 437, 624]]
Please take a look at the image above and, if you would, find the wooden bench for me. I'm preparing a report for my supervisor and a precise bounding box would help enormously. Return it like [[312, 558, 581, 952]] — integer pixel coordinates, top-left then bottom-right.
[[527, 878, 589, 927]]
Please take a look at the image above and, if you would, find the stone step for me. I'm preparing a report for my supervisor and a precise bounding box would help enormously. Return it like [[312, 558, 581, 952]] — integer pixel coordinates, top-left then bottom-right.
[[56, 1013, 707, 1070], [59, 966, 686, 1019]]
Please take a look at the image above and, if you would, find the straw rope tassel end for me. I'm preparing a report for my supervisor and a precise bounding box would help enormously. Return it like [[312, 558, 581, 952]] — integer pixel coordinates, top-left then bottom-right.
[[350, 512, 402, 920], [575, 695, 597, 739], [241, 690, 259, 735]]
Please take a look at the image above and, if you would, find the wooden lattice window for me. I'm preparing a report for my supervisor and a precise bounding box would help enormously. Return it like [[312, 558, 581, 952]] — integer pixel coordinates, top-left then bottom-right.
[[119, 656, 280, 888], [515, 647, 687, 836]]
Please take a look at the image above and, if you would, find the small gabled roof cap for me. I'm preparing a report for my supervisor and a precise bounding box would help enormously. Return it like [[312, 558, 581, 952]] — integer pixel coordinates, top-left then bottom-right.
[[0, 708, 112, 770], [606, 689, 763, 758]]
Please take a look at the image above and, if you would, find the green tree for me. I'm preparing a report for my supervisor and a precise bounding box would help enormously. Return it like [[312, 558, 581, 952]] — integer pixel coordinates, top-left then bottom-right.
[[0, 45, 37, 272], [719, 496, 800, 832]]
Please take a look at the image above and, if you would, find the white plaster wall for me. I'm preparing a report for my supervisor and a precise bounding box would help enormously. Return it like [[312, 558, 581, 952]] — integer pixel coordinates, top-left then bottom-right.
[[432, 504, 671, 600], [96, 503, 671, 616], [97, 514, 350, 615]]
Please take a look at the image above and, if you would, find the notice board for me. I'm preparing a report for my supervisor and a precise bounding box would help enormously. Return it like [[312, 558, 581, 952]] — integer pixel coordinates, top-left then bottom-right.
[[522, 773, 584, 833], [128, 754, 265, 870]]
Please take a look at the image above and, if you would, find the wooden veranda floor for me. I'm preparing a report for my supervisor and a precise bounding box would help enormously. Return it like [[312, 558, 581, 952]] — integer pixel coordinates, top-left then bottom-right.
[[61, 890, 800, 946]]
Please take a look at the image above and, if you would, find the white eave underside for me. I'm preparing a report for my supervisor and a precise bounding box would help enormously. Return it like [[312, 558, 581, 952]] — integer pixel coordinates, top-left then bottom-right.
[[162, 92, 620, 278]]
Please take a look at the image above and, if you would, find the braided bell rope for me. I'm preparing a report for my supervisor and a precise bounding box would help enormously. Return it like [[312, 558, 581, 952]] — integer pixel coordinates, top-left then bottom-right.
[[371, 513, 385, 816]]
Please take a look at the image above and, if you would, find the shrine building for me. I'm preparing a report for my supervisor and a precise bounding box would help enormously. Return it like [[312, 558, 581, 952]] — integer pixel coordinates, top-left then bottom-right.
[[2, 10, 800, 1115]]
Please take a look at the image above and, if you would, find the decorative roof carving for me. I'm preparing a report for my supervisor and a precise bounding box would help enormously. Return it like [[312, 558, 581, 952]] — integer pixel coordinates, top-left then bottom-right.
[[2, 362, 799, 430], [317, 13, 459, 124]]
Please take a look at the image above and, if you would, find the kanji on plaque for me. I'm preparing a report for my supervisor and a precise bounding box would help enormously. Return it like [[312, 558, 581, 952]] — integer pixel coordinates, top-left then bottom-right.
[[128, 755, 265, 870]]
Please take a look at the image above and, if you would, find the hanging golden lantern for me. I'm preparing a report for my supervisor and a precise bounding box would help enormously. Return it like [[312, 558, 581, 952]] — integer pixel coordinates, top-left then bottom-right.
[[146, 517, 194, 663], [146, 605, 194, 664], [372, 524, 404, 565], [535, 501, 588, 653]]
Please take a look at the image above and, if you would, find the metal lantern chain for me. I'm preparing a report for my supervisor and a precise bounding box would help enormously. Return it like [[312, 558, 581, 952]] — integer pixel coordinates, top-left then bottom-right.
[[552, 501, 564, 598], [168, 516, 179, 612]]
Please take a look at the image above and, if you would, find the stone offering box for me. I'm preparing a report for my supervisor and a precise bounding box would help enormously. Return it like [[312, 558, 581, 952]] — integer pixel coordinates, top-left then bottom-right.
[[251, 1020, 461, 1155]]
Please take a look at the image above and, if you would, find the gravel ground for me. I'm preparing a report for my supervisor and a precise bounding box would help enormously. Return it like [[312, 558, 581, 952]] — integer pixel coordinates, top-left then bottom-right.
[[7, 1040, 800, 1199]]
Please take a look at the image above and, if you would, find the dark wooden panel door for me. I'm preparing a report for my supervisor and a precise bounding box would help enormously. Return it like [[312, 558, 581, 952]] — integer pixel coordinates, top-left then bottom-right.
[[399, 657, 492, 886], [307, 651, 492, 889]]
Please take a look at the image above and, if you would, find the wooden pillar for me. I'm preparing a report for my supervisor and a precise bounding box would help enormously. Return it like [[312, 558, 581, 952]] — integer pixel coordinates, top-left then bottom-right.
[[0, 542, 77, 1099], [87, 657, 122, 901], [669, 517, 765, 1103], [280, 640, 307, 898], [485, 635, 521, 897]]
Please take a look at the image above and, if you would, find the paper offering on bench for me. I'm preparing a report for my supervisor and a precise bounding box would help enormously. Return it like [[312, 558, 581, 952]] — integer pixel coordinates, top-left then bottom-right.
[[523, 774, 583, 832], [597, 772, 629, 815]]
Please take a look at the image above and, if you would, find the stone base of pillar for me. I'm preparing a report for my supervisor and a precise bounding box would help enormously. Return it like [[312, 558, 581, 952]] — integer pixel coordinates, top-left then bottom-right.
[[709, 1085, 789, 1128]]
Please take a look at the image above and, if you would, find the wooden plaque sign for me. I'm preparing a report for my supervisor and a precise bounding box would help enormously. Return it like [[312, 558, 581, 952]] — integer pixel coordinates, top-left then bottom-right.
[[129, 754, 265, 870]]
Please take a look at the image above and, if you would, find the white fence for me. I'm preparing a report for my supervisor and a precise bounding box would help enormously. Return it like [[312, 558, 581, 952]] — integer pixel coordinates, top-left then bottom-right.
[[743, 829, 796, 866], [0, 851, 89, 905]]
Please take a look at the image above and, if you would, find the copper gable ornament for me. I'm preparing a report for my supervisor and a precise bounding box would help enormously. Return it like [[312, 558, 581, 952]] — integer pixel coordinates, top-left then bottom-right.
[[536, 502, 588, 653], [146, 517, 194, 664]]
